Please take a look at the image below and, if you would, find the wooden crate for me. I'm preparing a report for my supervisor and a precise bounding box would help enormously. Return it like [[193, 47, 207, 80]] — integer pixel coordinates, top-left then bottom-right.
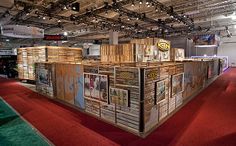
[[17, 46, 82, 80]]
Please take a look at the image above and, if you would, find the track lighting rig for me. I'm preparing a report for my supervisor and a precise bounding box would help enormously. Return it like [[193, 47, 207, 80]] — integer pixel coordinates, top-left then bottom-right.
[[12, 0, 196, 38]]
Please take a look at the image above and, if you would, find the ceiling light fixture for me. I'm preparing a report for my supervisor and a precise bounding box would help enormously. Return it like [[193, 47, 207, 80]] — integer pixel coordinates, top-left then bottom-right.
[[43, 16, 46, 20], [139, 1, 143, 4]]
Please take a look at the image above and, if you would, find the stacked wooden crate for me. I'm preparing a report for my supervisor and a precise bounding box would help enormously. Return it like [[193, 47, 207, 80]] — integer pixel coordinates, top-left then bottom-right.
[[17, 46, 83, 80], [100, 44, 135, 63]]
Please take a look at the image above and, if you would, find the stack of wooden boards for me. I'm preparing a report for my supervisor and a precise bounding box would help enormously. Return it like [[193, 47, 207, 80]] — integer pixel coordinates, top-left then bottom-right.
[[100, 44, 135, 63], [17, 46, 82, 80]]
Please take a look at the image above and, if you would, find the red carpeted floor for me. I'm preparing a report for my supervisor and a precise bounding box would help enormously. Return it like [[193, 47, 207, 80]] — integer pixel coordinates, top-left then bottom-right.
[[1, 68, 236, 146]]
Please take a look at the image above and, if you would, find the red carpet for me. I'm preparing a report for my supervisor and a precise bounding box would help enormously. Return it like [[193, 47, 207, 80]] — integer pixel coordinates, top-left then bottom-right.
[[1, 68, 236, 146]]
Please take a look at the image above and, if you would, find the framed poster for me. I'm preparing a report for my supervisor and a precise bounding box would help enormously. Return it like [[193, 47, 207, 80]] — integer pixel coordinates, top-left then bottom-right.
[[38, 69, 49, 85], [175, 48, 185, 61], [100, 75, 109, 102], [84, 73, 90, 97], [83, 73, 109, 102], [156, 80, 166, 104], [109, 87, 129, 107], [90, 74, 100, 99], [172, 73, 184, 96]]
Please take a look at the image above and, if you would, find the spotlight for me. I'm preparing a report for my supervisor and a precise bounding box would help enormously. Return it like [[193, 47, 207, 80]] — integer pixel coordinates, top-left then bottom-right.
[[146, 1, 149, 5], [64, 32, 68, 36], [26, 13, 30, 16], [127, 18, 130, 21], [71, 2, 80, 12], [43, 16, 46, 20], [139, 1, 142, 4], [131, 2, 135, 7], [6, 39, 10, 42], [58, 19, 61, 22], [147, 4, 150, 7]]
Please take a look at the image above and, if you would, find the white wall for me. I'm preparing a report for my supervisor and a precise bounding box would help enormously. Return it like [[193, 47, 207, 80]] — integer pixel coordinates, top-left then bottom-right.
[[195, 47, 217, 56], [218, 36, 236, 67]]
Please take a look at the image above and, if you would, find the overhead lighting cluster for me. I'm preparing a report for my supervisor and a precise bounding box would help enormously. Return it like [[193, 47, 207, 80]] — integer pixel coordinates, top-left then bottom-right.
[[59, 2, 80, 12], [16, 0, 196, 39]]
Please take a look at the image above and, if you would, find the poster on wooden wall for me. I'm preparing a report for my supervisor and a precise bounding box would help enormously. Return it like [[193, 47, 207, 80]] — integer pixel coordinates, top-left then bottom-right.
[[38, 69, 49, 85], [100, 75, 109, 102], [183, 62, 205, 100], [172, 73, 184, 96], [83, 73, 109, 102], [90, 74, 100, 99], [156, 80, 167, 104], [174, 48, 185, 61], [84, 74, 90, 97], [109, 87, 129, 107]]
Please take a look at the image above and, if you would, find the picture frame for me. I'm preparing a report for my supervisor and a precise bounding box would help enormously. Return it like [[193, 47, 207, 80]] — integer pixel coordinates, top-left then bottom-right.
[[109, 87, 130, 107], [83, 73, 109, 103], [172, 73, 184, 96]]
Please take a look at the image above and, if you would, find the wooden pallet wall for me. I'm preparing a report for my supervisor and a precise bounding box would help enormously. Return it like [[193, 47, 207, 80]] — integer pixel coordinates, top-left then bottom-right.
[[17, 46, 82, 80]]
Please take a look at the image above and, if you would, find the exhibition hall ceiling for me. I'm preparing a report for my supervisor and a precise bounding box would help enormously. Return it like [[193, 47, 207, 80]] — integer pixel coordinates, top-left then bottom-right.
[[0, 0, 236, 47]]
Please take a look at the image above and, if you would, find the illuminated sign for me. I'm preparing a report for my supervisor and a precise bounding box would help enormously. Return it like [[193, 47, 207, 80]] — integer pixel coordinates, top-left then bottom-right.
[[157, 39, 170, 52], [43, 35, 67, 41]]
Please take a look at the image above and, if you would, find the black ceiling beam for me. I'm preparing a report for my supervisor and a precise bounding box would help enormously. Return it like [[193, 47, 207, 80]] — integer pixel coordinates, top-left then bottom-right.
[[114, 5, 172, 30], [151, 0, 194, 27]]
